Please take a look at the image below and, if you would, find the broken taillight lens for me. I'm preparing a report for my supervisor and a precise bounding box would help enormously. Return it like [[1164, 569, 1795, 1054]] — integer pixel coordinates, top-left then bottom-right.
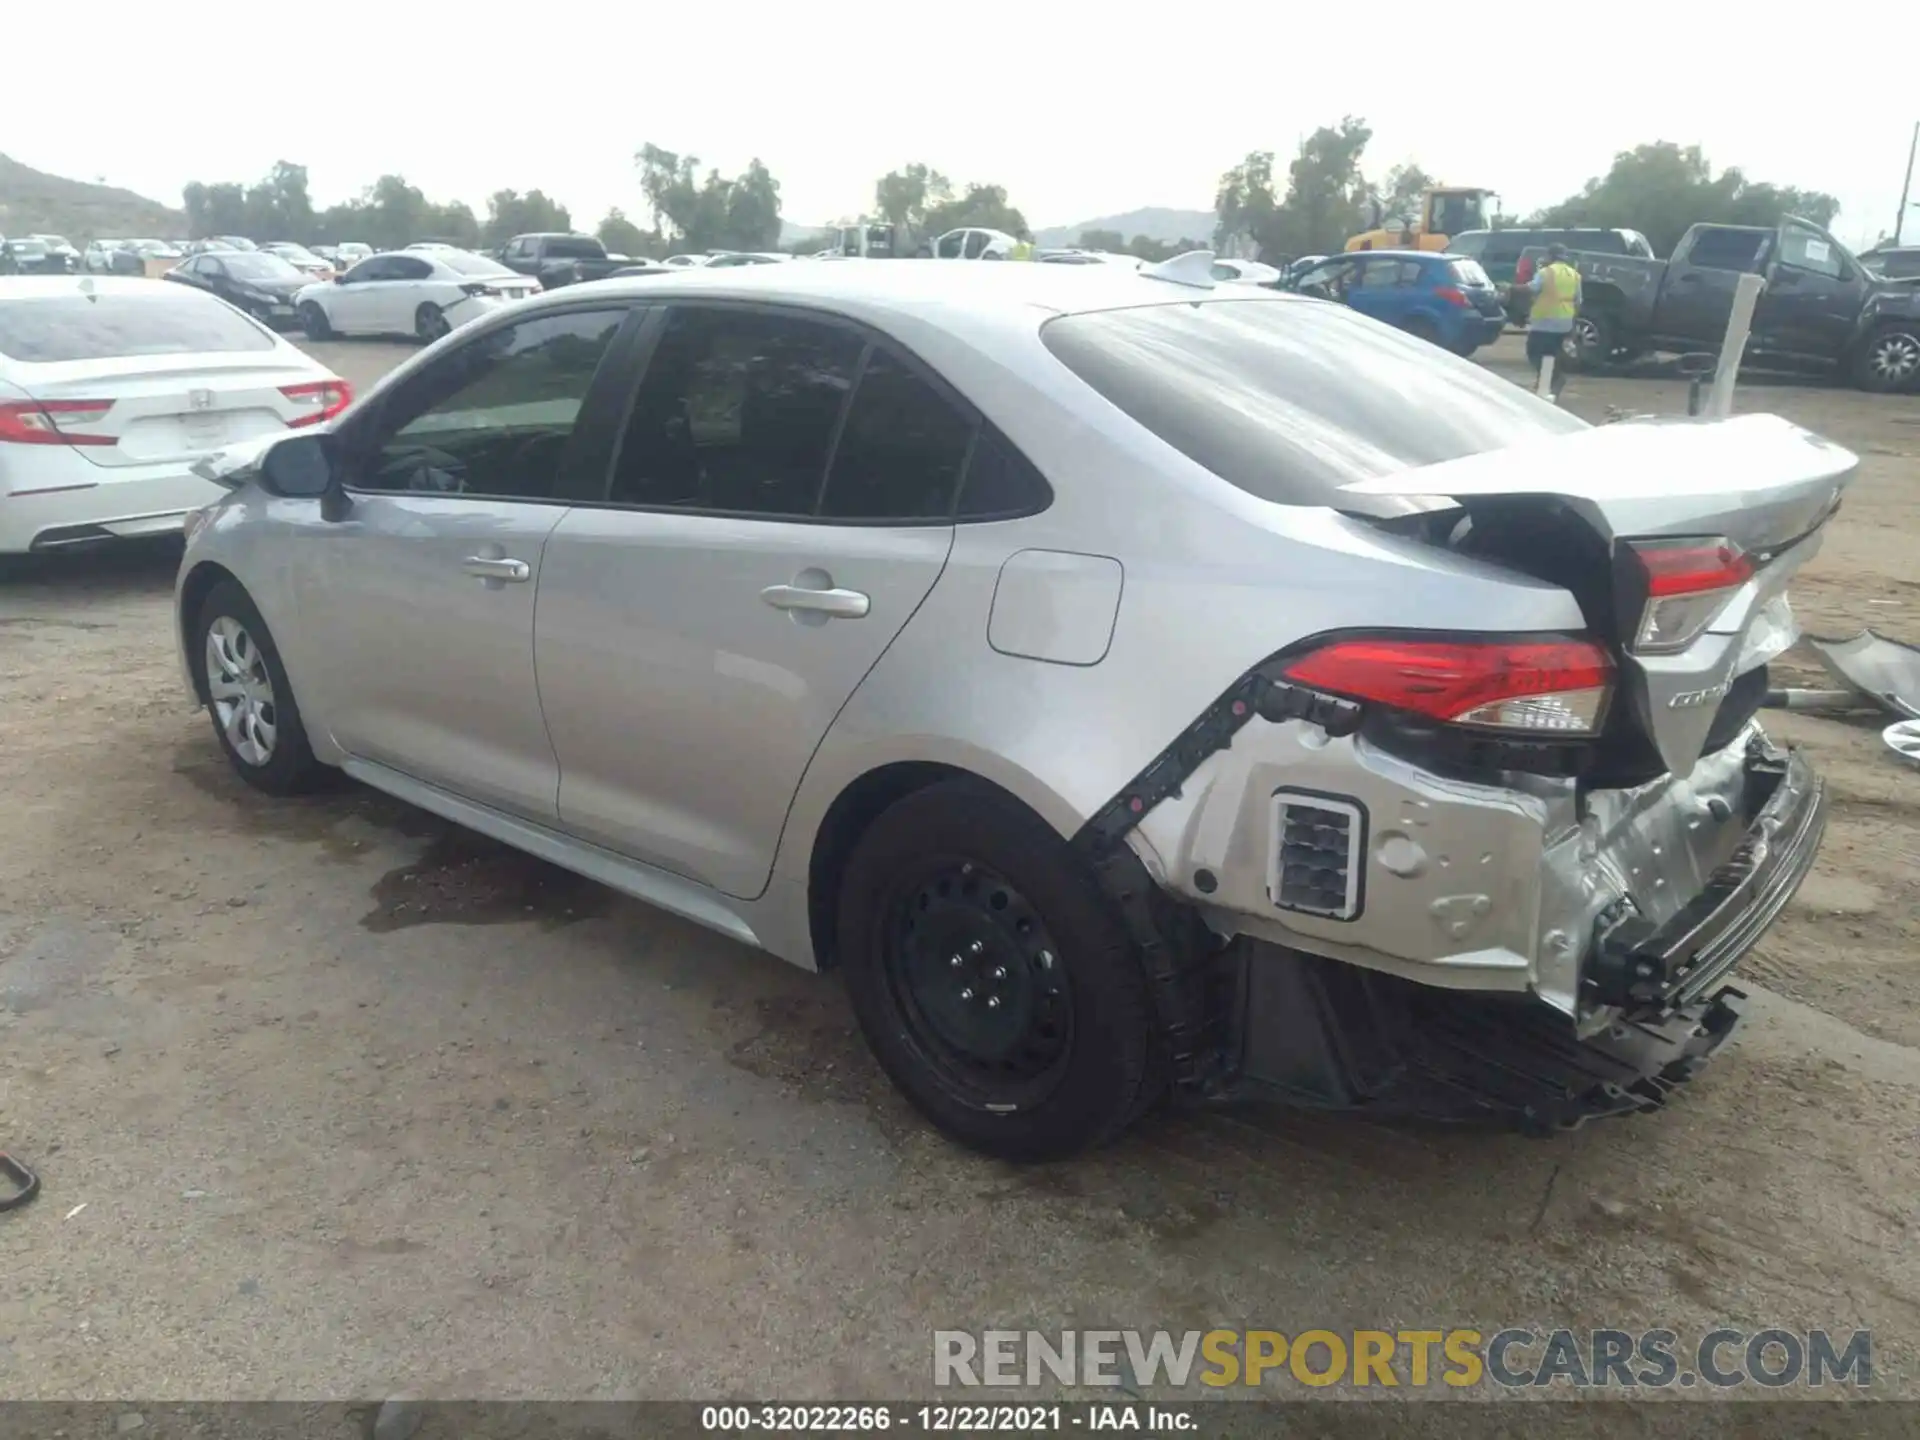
[[1626, 537, 1754, 654], [1281, 636, 1614, 735]]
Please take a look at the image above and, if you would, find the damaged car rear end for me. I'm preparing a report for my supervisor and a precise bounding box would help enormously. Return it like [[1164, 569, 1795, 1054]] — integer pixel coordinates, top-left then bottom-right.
[[1037, 298, 1852, 1138]]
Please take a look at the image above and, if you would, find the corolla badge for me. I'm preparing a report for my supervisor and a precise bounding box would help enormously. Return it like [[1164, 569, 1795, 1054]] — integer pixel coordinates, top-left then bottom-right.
[[1668, 677, 1734, 710]]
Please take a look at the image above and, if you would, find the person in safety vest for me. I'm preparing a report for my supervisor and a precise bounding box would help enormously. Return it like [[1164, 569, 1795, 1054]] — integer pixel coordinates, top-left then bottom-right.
[[1524, 242, 1582, 398]]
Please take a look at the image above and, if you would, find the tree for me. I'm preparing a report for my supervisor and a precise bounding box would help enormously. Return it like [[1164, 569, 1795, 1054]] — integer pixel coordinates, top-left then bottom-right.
[[1077, 228, 1126, 252], [596, 208, 653, 257], [182, 180, 248, 239], [874, 163, 953, 229], [241, 161, 314, 242], [1530, 142, 1841, 257], [423, 200, 482, 249], [483, 188, 572, 247], [1126, 235, 1209, 263], [1215, 117, 1374, 262], [635, 144, 783, 253], [1372, 162, 1435, 227], [922, 183, 1029, 241]]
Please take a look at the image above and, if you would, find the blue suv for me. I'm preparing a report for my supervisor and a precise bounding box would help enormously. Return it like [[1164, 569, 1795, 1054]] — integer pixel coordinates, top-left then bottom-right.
[[1285, 250, 1507, 356]]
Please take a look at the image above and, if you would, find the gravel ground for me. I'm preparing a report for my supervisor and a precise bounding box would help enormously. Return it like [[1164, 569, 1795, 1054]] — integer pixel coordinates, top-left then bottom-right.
[[0, 332, 1916, 1405]]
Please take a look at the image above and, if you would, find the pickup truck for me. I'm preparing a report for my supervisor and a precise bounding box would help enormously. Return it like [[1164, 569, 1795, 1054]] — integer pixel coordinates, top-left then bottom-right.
[[496, 232, 629, 290], [1527, 218, 1920, 393]]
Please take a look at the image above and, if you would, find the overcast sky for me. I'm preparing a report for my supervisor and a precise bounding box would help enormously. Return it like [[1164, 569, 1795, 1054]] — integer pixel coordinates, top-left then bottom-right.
[[6, 11, 1915, 250]]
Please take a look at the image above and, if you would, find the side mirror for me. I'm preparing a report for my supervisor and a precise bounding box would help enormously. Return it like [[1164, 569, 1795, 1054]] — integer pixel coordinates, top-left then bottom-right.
[[256, 434, 346, 521]]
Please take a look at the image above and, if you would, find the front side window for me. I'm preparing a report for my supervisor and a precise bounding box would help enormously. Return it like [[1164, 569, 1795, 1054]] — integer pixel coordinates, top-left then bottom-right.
[[1778, 225, 1844, 280], [609, 307, 863, 515], [963, 231, 991, 259], [356, 309, 626, 499], [936, 232, 965, 259]]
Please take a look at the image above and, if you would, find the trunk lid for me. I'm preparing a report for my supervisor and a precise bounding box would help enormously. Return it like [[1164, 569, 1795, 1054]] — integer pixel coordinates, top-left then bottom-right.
[[14, 355, 328, 471], [1339, 413, 1859, 775]]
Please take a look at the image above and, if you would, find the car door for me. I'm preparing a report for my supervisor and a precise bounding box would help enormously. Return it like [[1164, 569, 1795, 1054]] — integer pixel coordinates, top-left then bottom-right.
[[532, 303, 970, 899], [1343, 256, 1416, 327], [370, 254, 436, 334], [1651, 227, 1769, 346], [326, 256, 390, 333], [285, 304, 638, 820], [1756, 221, 1869, 360]]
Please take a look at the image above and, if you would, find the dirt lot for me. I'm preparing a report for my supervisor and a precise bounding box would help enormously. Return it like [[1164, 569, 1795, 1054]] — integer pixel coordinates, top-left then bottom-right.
[[1, 333, 1917, 1403]]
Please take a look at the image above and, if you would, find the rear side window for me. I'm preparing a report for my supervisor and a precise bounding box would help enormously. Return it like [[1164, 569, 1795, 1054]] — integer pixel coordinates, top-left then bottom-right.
[[1481, 234, 1526, 264], [0, 290, 275, 361], [1042, 298, 1585, 507], [610, 307, 863, 516], [818, 349, 973, 522], [1685, 228, 1768, 273]]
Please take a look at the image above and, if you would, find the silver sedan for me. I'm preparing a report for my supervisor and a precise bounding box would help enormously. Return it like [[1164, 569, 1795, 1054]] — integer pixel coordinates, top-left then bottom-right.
[[175, 256, 1851, 1159]]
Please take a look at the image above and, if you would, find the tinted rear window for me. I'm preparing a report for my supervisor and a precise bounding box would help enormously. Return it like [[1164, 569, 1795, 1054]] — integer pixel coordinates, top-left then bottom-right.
[[437, 251, 514, 277], [538, 237, 604, 260], [1041, 298, 1585, 506], [0, 290, 276, 362], [1449, 259, 1494, 287]]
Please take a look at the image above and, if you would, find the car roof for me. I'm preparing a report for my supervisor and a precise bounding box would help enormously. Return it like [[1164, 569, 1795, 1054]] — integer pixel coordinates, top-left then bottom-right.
[[520, 255, 1297, 334]]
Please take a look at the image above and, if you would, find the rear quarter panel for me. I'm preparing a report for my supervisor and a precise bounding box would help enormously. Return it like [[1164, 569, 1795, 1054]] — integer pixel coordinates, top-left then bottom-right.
[[771, 315, 1589, 889]]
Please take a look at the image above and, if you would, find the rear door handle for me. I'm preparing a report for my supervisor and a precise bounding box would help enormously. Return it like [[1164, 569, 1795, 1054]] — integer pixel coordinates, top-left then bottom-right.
[[462, 556, 531, 583], [760, 584, 870, 619]]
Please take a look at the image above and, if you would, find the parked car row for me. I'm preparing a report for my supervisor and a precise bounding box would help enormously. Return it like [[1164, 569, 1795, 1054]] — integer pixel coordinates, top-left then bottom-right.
[[0, 235, 81, 275]]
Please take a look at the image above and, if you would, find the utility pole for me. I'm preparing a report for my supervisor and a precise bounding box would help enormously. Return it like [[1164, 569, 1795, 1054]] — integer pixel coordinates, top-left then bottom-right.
[[1899, 121, 1918, 245]]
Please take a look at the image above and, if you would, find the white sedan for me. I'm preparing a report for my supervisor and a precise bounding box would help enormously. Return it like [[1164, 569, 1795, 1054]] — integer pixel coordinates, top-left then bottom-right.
[[0, 276, 348, 554], [294, 250, 539, 343]]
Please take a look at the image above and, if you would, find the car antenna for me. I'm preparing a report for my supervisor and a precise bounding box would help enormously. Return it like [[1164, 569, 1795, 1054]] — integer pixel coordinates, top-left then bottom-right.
[[1138, 250, 1217, 290]]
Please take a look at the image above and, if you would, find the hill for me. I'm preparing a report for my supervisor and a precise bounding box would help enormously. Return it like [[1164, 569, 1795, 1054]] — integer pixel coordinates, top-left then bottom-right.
[[1034, 206, 1217, 249], [0, 154, 186, 242]]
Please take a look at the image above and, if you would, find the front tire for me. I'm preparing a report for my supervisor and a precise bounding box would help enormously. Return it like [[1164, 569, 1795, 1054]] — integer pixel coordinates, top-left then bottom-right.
[[299, 301, 333, 341], [194, 580, 326, 796], [1852, 323, 1920, 393], [415, 303, 451, 344], [837, 780, 1167, 1162]]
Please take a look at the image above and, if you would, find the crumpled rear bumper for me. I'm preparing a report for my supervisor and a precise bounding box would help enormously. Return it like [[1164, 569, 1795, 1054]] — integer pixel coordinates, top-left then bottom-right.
[[1220, 739, 1824, 1127]]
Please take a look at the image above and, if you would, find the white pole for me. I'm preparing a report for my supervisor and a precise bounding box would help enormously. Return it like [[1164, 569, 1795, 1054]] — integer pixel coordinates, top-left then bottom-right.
[[1535, 353, 1556, 401], [1703, 272, 1767, 420]]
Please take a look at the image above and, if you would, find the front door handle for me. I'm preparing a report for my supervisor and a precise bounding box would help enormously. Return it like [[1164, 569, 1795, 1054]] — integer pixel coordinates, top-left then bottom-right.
[[760, 583, 870, 619], [462, 555, 531, 583]]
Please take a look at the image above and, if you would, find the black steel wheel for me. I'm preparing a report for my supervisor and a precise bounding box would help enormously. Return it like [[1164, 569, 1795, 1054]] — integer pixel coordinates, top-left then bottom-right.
[[886, 860, 1075, 1108], [838, 778, 1167, 1161]]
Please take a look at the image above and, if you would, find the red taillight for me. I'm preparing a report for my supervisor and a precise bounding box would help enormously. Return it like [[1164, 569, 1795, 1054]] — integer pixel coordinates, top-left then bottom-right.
[[1432, 285, 1470, 308], [1626, 537, 1754, 653], [0, 399, 116, 446], [280, 378, 352, 429], [1515, 256, 1536, 286], [1282, 636, 1614, 735]]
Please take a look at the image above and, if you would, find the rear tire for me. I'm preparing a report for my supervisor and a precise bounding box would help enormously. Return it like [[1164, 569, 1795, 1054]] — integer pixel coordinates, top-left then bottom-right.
[[299, 301, 333, 341], [1851, 323, 1920, 393], [1563, 310, 1616, 368], [194, 579, 326, 796], [836, 779, 1167, 1162], [415, 303, 451, 344]]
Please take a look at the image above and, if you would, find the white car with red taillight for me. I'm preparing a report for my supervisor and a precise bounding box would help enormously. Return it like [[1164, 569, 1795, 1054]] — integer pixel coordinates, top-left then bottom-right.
[[0, 275, 349, 554], [294, 249, 539, 345]]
